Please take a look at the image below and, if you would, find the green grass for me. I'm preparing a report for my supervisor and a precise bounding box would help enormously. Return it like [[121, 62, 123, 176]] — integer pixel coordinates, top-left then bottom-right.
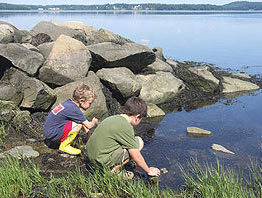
[[1, 156, 262, 198]]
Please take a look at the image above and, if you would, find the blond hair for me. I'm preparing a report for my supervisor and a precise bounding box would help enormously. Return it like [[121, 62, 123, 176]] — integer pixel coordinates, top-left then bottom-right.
[[72, 84, 95, 102]]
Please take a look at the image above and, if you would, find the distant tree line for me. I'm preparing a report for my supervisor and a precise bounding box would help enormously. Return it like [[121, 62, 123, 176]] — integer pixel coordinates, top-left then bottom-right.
[[0, 1, 262, 10]]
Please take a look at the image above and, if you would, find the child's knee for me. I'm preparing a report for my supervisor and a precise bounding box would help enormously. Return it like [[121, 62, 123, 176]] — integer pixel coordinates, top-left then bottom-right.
[[72, 122, 83, 132]]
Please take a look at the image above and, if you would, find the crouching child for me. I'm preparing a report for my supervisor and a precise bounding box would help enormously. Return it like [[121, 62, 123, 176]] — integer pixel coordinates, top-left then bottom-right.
[[44, 84, 98, 155]]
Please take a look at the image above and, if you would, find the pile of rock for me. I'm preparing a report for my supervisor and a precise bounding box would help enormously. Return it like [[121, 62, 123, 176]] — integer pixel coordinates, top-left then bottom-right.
[[0, 20, 261, 136]]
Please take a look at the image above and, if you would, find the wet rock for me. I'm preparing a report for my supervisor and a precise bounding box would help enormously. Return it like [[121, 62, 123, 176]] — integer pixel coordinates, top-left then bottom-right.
[[211, 144, 235, 154], [96, 67, 141, 100], [39, 34, 92, 86], [187, 127, 211, 136], [222, 76, 260, 93], [53, 71, 108, 120], [144, 58, 173, 72], [31, 33, 53, 47], [0, 145, 39, 159], [139, 71, 185, 104], [0, 43, 44, 76], [147, 103, 165, 118], [87, 42, 155, 73]]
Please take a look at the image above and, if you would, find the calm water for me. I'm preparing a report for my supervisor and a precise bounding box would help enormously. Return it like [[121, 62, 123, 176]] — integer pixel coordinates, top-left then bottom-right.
[[1, 11, 262, 190]]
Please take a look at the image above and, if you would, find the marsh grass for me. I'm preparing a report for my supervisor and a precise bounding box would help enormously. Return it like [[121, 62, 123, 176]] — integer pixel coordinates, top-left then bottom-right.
[[1, 155, 262, 198], [179, 159, 262, 198]]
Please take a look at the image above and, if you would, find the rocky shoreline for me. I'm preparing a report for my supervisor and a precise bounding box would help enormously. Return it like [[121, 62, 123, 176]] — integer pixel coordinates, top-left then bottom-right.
[[0, 20, 261, 163]]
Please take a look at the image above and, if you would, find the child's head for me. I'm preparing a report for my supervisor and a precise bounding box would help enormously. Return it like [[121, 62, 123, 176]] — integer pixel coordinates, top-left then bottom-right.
[[73, 84, 96, 110], [121, 97, 147, 118]]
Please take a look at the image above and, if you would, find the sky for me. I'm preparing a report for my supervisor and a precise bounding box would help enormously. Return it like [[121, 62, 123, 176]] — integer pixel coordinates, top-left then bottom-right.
[[1, 0, 262, 6]]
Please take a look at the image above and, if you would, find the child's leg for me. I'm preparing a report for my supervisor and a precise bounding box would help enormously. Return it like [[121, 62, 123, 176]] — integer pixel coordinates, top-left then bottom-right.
[[59, 121, 83, 155]]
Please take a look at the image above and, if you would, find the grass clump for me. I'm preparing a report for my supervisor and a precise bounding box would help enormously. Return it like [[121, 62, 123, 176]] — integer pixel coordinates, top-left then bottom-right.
[[179, 159, 262, 198]]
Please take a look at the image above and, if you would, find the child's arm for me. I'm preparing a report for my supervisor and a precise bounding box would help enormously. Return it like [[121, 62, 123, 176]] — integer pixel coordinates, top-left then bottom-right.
[[82, 118, 98, 134]]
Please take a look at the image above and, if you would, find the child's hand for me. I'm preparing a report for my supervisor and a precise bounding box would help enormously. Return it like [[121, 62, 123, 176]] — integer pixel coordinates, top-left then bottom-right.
[[92, 117, 99, 126]]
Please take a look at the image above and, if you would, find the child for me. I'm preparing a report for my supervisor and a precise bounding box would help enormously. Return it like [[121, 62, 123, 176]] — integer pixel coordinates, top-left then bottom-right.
[[44, 84, 98, 155], [86, 97, 160, 177]]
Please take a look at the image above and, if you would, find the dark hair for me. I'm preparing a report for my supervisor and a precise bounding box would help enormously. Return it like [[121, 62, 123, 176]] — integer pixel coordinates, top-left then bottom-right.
[[121, 97, 147, 118], [72, 84, 95, 101]]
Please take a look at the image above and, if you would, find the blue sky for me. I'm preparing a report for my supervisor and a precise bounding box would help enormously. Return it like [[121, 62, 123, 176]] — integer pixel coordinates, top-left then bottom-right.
[[1, 0, 262, 6]]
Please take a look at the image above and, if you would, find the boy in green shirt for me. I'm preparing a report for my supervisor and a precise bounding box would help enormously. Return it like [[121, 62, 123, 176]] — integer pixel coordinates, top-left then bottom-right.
[[86, 97, 160, 177]]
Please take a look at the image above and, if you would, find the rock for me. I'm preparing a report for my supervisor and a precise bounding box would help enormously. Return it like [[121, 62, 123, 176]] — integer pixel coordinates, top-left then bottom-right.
[[20, 77, 56, 110], [139, 72, 185, 104], [12, 110, 32, 131], [95, 28, 132, 44], [96, 67, 141, 100], [166, 59, 178, 68], [0, 43, 44, 76], [0, 100, 19, 123], [87, 42, 155, 73], [31, 33, 52, 46], [39, 35, 92, 86], [21, 43, 40, 52], [53, 71, 108, 120], [26, 138, 37, 143], [30, 21, 86, 44], [152, 47, 166, 61], [222, 76, 259, 93], [160, 168, 168, 174], [0, 21, 32, 44], [51, 20, 87, 34], [0, 23, 15, 44], [0, 83, 23, 105], [211, 144, 235, 154], [0, 145, 39, 159], [147, 103, 165, 118], [187, 127, 211, 135], [37, 42, 54, 59], [231, 72, 251, 79], [144, 58, 173, 72], [188, 66, 220, 93]]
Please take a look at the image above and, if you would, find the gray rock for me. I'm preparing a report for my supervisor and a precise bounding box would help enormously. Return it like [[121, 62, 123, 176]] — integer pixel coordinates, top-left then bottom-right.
[[37, 42, 54, 59], [139, 72, 185, 104], [87, 42, 155, 73], [222, 76, 259, 93], [0, 83, 23, 105], [31, 33, 52, 47], [96, 67, 141, 99], [39, 35, 92, 86], [30, 21, 86, 44], [0, 21, 32, 44], [211, 144, 235, 155], [231, 72, 251, 79], [145, 58, 173, 72], [0, 145, 39, 159], [166, 59, 178, 68], [21, 43, 40, 52], [0, 43, 44, 76], [187, 127, 211, 135], [147, 103, 165, 118], [0, 100, 19, 123], [152, 47, 166, 61], [53, 71, 108, 120], [20, 77, 56, 110]]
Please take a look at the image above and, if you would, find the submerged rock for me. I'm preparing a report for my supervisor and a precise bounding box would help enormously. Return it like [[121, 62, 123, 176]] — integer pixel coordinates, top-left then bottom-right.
[[187, 127, 211, 136], [211, 144, 235, 154], [0, 145, 39, 159]]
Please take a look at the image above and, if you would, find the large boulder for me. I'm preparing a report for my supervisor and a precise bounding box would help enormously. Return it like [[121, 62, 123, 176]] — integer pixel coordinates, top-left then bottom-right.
[[96, 67, 141, 101], [30, 21, 86, 44], [38, 35, 92, 86], [0, 43, 44, 76], [188, 66, 220, 93], [222, 76, 260, 93], [144, 58, 173, 72], [53, 71, 108, 120], [138, 72, 185, 104], [87, 42, 156, 73], [0, 21, 32, 44], [37, 42, 54, 59], [20, 77, 56, 110]]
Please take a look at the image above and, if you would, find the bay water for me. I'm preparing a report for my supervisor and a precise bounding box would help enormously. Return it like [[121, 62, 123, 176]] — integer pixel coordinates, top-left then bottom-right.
[[1, 10, 262, 189]]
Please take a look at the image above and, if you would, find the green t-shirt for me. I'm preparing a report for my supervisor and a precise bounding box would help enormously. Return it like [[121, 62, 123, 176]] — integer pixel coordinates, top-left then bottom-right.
[[86, 115, 139, 167]]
